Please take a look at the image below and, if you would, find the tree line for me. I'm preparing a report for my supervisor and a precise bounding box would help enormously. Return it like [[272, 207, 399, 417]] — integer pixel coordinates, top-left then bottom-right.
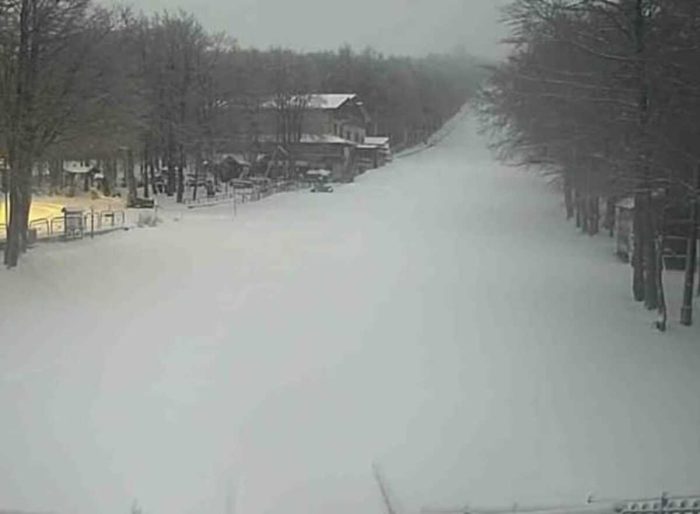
[[480, 0, 700, 330], [0, 0, 487, 268]]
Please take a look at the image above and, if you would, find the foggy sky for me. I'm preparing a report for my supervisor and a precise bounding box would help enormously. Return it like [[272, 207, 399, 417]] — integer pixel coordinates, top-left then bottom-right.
[[123, 0, 509, 60]]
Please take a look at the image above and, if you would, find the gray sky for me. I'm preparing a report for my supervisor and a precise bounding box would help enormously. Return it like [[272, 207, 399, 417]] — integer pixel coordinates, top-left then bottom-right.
[[125, 0, 509, 60]]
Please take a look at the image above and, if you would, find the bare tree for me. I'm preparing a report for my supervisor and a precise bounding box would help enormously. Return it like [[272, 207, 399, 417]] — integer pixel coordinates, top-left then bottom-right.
[[0, 0, 114, 267], [481, 0, 700, 327]]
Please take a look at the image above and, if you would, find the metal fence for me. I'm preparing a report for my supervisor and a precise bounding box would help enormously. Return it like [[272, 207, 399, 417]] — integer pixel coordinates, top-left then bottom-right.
[[184, 179, 311, 209], [423, 494, 700, 514], [618, 497, 700, 514], [0, 209, 127, 244]]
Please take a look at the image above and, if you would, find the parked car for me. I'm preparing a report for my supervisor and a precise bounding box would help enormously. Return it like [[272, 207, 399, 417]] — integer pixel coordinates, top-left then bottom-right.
[[307, 169, 333, 193]]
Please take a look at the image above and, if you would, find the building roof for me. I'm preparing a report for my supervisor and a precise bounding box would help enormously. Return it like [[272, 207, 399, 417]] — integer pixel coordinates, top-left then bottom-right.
[[307, 169, 332, 177], [63, 162, 95, 174], [258, 133, 356, 145], [616, 197, 635, 210], [299, 134, 357, 145], [364, 136, 390, 146], [307, 94, 357, 109], [216, 153, 251, 166], [261, 94, 357, 110]]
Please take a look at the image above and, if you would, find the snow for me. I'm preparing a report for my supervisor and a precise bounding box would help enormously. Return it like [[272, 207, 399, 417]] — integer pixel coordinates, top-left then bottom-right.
[[261, 93, 357, 110], [215, 153, 251, 167], [616, 197, 635, 210], [1, 110, 700, 514], [257, 133, 356, 145], [299, 133, 355, 145], [306, 169, 332, 177], [364, 136, 391, 146]]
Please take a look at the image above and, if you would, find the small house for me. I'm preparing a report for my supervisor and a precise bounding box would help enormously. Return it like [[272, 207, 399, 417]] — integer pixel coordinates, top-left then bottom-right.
[[356, 136, 392, 172], [213, 153, 251, 181], [63, 159, 100, 193]]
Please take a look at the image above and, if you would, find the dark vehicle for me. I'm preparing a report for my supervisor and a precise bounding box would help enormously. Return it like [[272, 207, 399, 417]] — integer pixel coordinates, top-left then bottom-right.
[[307, 169, 333, 193]]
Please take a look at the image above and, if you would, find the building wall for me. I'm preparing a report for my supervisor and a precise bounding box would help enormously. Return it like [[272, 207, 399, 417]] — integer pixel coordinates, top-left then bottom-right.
[[303, 110, 334, 135], [256, 98, 367, 143], [331, 101, 367, 143]]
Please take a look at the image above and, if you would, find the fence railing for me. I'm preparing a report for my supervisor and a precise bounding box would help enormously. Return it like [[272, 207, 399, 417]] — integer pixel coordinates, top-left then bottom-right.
[[618, 497, 700, 514], [184, 179, 311, 209], [0, 208, 127, 244]]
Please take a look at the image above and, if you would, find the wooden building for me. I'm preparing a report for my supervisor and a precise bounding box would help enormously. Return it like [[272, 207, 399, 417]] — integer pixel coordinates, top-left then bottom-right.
[[251, 93, 392, 182], [259, 93, 370, 143], [356, 136, 392, 172]]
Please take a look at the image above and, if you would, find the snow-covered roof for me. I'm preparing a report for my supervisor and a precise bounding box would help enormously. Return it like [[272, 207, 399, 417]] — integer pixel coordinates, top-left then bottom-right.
[[63, 162, 95, 174], [299, 133, 356, 145], [216, 153, 251, 166], [307, 169, 332, 177], [307, 94, 356, 109], [257, 134, 356, 145], [262, 94, 357, 110], [364, 136, 390, 146], [616, 197, 635, 209]]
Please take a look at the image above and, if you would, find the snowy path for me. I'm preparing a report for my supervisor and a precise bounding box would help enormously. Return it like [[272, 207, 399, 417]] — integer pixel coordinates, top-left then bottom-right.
[[1, 114, 699, 514]]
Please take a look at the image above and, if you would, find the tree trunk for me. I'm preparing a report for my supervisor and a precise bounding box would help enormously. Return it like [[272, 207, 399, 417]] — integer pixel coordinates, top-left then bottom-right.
[[681, 165, 700, 325], [142, 145, 150, 199], [632, 192, 646, 302], [176, 144, 185, 203], [192, 145, 201, 201], [588, 196, 599, 236], [4, 0, 33, 268], [165, 128, 176, 196], [575, 189, 582, 228], [4, 157, 32, 268], [643, 196, 659, 311], [655, 232, 667, 331], [125, 148, 138, 207], [150, 161, 158, 196], [564, 173, 574, 220], [103, 158, 116, 197], [604, 196, 616, 237], [654, 195, 668, 331], [49, 159, 62, 195]]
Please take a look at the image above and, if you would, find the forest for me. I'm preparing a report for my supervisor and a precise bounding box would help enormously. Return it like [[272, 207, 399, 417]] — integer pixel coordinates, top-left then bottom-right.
[[0, 0, 488, 267], [481, 0, 700, 329]]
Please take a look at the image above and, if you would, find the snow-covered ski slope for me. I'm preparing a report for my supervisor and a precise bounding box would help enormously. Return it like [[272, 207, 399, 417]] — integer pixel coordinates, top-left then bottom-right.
[[1, 111, 699, 514]]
